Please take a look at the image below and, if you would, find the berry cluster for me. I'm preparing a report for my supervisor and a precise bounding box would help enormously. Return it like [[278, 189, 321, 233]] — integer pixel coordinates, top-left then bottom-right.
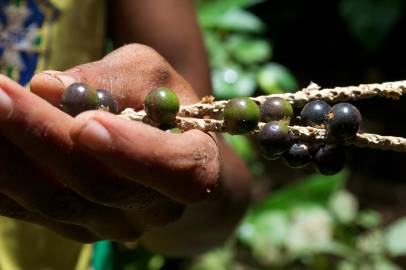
[[259, 99, 361, 175], [61, 83, 118, 116], [61, 83, 363, 176]]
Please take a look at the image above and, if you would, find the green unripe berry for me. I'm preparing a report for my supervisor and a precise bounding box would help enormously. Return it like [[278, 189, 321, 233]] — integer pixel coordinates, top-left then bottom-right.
[[223, 97, 260, 135], [144, 87, 180, 124]]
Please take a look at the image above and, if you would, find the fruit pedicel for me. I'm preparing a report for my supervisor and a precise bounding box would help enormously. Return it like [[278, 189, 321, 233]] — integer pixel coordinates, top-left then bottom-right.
[[60, 80, 406, 176]]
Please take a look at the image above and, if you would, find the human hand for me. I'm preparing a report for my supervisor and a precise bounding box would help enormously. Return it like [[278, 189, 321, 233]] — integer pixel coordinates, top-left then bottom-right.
[[0, 44, 220, 242]]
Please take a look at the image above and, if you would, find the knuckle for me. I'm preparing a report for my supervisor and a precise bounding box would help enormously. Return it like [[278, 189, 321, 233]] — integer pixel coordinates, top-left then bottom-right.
[[120, 44, 171, 85]]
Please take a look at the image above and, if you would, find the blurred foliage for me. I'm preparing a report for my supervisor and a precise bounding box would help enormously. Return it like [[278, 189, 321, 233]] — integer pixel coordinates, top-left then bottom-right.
[[186, 172, 406, 270], [195, 0, 297, 99]]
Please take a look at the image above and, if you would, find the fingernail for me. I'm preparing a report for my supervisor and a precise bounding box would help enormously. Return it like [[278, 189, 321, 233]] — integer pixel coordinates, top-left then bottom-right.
[[0, 88, 13, 120], [76, 120, 111, 151], [42, 70, 77, 88]]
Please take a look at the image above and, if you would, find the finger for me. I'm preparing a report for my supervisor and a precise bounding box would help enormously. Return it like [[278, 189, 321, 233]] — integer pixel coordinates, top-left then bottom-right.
[[0, 136, 144, 240], [30, 44, 198, 110], [70, 110, 220, 204], [0, 193, 99, 243], [0, 75, 179, 214]]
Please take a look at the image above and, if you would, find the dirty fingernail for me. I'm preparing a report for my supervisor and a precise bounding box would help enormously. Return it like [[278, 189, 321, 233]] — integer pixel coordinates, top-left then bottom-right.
[[43, 71, 77, 88]]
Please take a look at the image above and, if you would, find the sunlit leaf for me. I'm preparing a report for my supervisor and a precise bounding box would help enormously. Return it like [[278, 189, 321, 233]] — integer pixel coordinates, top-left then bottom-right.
[[357, 210, 382, 229], [356, 230, 385, 255], [372, 257, 402, 270], [286, 207, 333, 254], [226, 34, 272, 64], [188, 247, 233, 270], [238, 210, 289, 246], [257, 63, 298, 94], [196, 0, 263, 16], [212, 67, 257, 99], [199, 8, 266, 33], [203, 30, 229, 67], [329, 190, 358, 224], [385, 217, 406, 256]]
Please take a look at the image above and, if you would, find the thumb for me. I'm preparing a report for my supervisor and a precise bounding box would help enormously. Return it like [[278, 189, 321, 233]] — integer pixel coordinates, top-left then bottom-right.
[[30, 44, 198, 111]]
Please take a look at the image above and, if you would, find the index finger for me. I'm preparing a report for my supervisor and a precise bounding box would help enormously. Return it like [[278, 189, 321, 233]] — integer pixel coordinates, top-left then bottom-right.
[[29, 44, 198, 110]]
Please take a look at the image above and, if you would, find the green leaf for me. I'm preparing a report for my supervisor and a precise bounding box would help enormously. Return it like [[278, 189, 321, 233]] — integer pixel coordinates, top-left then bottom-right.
[[286, 207, 333, 254], [196, 0, 263, 15], [199, 8, 266, 33], [226, 34, 272, 64], [188, 247, 233, 270], [356, 230, 385, 255], [357, 210, 382, 229], [257, 63, 298, 94], [222, 133, 255, 161], [372, 257, 402, 270], [339, 0, 403, 50], [238, 210, 289, 246], [212, 67, 257, 99], [203, 30, 229, 67], [385, 217, 406, 256], [249, 170, 347, 216]]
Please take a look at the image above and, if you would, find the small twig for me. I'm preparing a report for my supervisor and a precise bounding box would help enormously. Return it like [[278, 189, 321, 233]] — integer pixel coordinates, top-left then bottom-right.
[[118, 109, 406, 152], [120, 80, 406, 119], [178, 80, 406, 118]]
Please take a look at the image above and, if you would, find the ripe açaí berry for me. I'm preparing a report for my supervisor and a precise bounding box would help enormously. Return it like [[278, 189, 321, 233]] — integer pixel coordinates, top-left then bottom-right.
[[61, 82, 99, 116], [300, 100, 331, 126], [97, 89, 118, 114], [313, 144, 346, 176], [283, 143, 311, 168], [223, 97, 260, 135], [260, 97, 293, 124], [144, 87, 180, 125], [257, 121, 292, 160], [326, 103, 362, 140]]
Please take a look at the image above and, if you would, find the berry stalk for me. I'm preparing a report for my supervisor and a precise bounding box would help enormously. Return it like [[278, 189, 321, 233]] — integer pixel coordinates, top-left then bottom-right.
[[118, 109, 406, 152], [178, 80, 406, 118]]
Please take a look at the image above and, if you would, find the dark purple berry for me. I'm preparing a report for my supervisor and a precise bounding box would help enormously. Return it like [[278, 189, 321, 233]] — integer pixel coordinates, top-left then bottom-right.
[[97, 89, 118, 114], [260, 97, 293, 124], [308, 144, 323, 158], [300, 100, 331, 126], [313, 145, 346, 175], [144, 88, 180, 125], [223, 97, 260, 135], [283, 143, 311, 168], [327, 103, 362, 140], [257, 121, 292, 160], [61, 83, 99, 116]]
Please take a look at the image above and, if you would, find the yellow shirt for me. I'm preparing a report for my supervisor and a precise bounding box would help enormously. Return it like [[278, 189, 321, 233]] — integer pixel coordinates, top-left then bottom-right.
[[0, 0, 106, 269]]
